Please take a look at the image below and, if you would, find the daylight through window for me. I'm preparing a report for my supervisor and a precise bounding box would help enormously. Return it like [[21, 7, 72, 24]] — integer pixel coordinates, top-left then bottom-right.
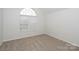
[[20, 8, 37, 16]]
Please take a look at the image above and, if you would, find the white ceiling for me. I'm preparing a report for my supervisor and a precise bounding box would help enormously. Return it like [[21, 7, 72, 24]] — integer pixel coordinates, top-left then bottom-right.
[[39, 8, 67, 14]]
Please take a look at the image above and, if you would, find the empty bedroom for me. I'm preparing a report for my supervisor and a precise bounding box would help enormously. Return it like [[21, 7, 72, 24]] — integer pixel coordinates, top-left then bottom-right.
[[0, 8, 79, 51]]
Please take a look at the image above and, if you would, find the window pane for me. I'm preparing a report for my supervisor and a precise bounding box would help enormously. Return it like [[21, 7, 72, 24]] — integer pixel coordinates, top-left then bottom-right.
[[20, 8, 36, 16]]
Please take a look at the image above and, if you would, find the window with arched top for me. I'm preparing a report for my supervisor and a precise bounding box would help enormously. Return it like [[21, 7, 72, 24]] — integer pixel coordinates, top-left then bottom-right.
[[20, 8, 37, 31], [20, 8, 37, 16]]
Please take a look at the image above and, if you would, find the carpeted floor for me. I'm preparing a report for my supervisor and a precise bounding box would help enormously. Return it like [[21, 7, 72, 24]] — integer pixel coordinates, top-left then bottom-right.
[[0, 34, 79, 51]]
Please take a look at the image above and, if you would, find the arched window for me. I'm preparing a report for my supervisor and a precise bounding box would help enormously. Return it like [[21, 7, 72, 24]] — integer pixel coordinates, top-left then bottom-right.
[[20, 8, 37, 16]]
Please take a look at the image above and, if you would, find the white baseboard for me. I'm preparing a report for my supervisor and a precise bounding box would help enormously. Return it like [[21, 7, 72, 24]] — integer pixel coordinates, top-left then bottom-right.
[[3, 33, 79, 47], [46, 34, 79, 47], [3, 33, 44, 42]]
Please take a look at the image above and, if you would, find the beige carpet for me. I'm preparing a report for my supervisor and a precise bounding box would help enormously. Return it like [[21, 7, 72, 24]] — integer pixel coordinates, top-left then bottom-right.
[[0, 34, 79, 51]]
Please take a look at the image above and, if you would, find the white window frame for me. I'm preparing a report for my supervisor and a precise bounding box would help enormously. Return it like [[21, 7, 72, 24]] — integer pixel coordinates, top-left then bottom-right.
[[20, 8, 37, 16]]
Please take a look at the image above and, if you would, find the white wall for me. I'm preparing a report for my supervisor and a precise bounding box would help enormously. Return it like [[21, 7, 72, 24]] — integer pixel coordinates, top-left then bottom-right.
[[3, 8, 79, 47], [0, 9, 3, 45], [46, 9, 79, 46], [3, 8, 44, 41]]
